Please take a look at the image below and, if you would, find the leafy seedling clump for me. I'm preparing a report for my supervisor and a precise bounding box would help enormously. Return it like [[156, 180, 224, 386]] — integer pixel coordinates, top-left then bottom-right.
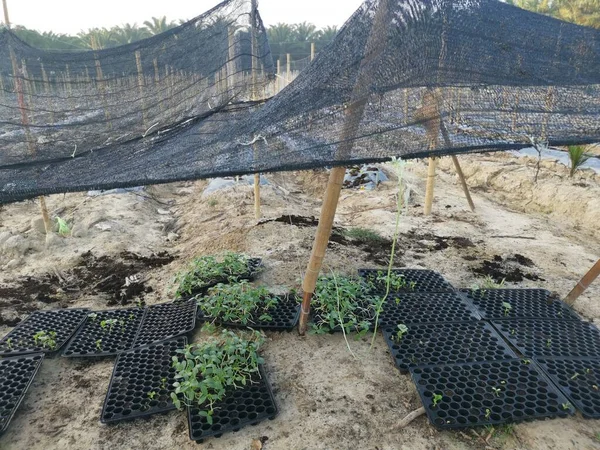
[[173, 253, 261, 298], [310, 276, 381, 336], [32, 330, 57, 350], [198, 282, 278, 325], [171, 330, 265, 424]]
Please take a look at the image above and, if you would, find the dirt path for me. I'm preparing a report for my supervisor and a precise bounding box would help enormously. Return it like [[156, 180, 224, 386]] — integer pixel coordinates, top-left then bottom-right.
[[0, 154, 599, 450]]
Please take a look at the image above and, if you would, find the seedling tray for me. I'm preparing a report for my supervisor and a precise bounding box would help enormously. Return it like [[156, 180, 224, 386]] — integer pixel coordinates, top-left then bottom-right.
[[187, 365, 278, 443], [358, 268, 454, 293], [0, 309, 89, 356], [379, 292, 481, 327], [0, 353, 44, 436], [133, 300, 197, 348], [410, 359, 574, 429], [62, 308, 145, 358], [460, 289, 580, 321], [535, 357, 600, 419], [197, 295, 300, 331], [101, 336, 187, 423], [383, 321, 516, 373], [492, 319, 600, 358]]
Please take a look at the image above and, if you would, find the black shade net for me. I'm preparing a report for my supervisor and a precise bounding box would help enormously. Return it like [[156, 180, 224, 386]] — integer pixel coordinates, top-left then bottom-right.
[[0, 0, 599, 203]]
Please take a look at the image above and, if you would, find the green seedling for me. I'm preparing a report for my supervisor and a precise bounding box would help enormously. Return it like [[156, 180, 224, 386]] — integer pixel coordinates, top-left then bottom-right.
[[366, 271, 410, 293], [546, 338, 552, 348], [394, 324, 409, 342], [136, 299, 145, 308], [33, 330, 58, 350], [492, 387, 502, 397], [56, 216, 71, 236], [128, 313, 135, 320], [199, 281, 279, 325], [119, 319, 125, 333], [571, 372, 580, 380], [88, 313, 98, 322], [585, 368, 592, 375], [6, 338, 13, 349], [432, 393, 443, 407], [409, 281, 417, 290], [171, 330, 264, 425], [161, 378, 167, 390], [522, 359, 531, 365], [95, 339, 103, 351], [562, 402, 572, 410], [502, 302, 512, 316], [147, 391, 157, 400], [485, 408, 491, 420], [511, 329, 516, 335], [593, 385, 599, 391], [100, 319, 118, 333]]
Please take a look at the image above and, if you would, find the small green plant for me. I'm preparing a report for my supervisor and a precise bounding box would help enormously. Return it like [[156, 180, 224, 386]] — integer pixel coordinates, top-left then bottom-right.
[[6, 338, 13, 349], [119, 319, 126, 333], [56, 217, 71, 236], [198, 281, 279, 325], [310, 276, 380, 337], [88, 313, 98, 322], [394, 324, 409, 342], [342, 227, 387, 245], [147, 391, 157, 400], [522, 359, 531, 364], [485, 408, 491, 420], [100, 319, 118, 333], [136, 299, 145, 309], [595, 431, 600, 442], [171, 330, 264, 424], [511, 329, 516, 335], [567, 145, 590, 177], [173, 252, 256, 298], [33, 330, 58, 350], [365, 270, 414, 294], [546, 338, 552, 348], [471, 276, 506, 298], [161, 378, 167, 390], [432, 393, 443, 407], [207, 198, 218, 207], [492, 387, 502, 397], [128, 313, 135, 320], [571, 372, 580, 380], [562, 402, 572, 410], [95, 339, 103, 351], [502, 302, 512, 317]]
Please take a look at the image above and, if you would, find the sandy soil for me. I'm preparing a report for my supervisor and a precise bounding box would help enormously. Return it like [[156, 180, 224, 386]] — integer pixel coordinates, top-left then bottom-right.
[[0, 152, 599, 450]]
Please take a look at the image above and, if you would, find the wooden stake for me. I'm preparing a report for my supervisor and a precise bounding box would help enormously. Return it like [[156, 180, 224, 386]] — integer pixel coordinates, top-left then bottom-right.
[[135, 50, 147, 129], [227, 26, 237, 92], [565, 260, 600, 306], [276, 59, 281, 92], [424, 157, 437, 215], [310, 42, 316, 61], [451, 156, 475, 212], [299, 0, 391, 335], [286, 53, 291, 86], [250, 0, 261, 219]]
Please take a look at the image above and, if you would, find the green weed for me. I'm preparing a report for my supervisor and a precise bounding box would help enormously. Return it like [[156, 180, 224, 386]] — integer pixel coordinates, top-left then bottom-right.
[[568, 145, 590, 177]]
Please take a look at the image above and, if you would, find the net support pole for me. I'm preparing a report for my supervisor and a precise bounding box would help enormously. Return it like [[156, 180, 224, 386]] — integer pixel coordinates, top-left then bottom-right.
[[4, 1, 52, 236], [424, 157, 437, 216], [564, 259, 600, 306], [311, 42, 315, 61], [250, 0, 261, 219], [135, 50, 148, 130], [450, 156, 475, 212], [299, 0, 391, 335], [286, 53, 291, 86]]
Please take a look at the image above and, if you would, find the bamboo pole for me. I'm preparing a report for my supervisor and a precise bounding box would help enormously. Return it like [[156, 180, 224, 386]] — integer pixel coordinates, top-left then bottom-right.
[[276, 59, 281, 92], [286, 53, 291, 86], [251, 0, 261, 219], [564, 260, 600, 306], [91, 36, 112, 130], [227, 26, 236, 92], [3, 0, 52, 236], [424, 158, 437, 215], [451, 156, 475, 211], [310, 42, 316, 61], [299, 0, 391, 335]]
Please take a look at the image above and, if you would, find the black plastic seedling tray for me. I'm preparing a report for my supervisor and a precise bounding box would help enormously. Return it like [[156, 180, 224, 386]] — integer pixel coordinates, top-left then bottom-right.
[[492, 319, 600, 358], [358, 268, 454, 293], [101, 336, 187, 423], [187, 365, 278, 443], [62, 308, 145, 358], [410, 359, 574, 429], [378, 292, 481, 327], [535, 357, 600, 419], [0, 353, 44, 436], [133, 300, 197, 348], [0, 309, 89, 356], [197, 295, 300, 331], [383, 321, 516, 373], [460, 289, 580, 321]]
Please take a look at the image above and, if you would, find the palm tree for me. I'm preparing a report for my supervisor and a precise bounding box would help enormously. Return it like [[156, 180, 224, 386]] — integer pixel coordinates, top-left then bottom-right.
[[112, 23, 151, 45], [78, 28, 117, 49], [144, 16, 177, 35], [267, 23, 296, 62], [293, 22, 320, 42], [317, 25, 338, 50]]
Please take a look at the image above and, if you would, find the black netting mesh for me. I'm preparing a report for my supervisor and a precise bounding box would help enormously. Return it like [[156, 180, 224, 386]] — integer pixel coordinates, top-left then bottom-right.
[[0, 0, 599, 203]]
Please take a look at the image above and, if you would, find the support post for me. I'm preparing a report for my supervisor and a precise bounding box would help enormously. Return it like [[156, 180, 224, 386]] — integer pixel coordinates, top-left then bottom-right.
[[310, 42, 316, 61], [286, 53, 291, 86], [424, 158, 437, 215], [135, 50, 147, 129], [451, 156, 475, 211], [250, 0, 261, 219], [564, 260, 600, 306], [299, 0, 391, 335]]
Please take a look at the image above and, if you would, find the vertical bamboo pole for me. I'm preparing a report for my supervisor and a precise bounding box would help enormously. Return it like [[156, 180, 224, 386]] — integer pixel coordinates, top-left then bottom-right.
[[227, 26, 236, 92], [424, 158, 437, 215], [41, 63, 55, 124], [0, 74, 5, 100], [91, 36, 111, 130], [286, 53, 291, 86], [276, 59, 281, 92], [564, 260, 600, 306], [4, 0, 52, 235], [20, 59, 33, 107], [299, 0, 391, 335], [135, 50, 148, 129], [310, 42, 316, 61], [251, 0, 261, 219]]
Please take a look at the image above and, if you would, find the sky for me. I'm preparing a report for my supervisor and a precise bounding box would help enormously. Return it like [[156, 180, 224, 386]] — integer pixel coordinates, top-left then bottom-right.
[[4, 0, 366, 34]]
